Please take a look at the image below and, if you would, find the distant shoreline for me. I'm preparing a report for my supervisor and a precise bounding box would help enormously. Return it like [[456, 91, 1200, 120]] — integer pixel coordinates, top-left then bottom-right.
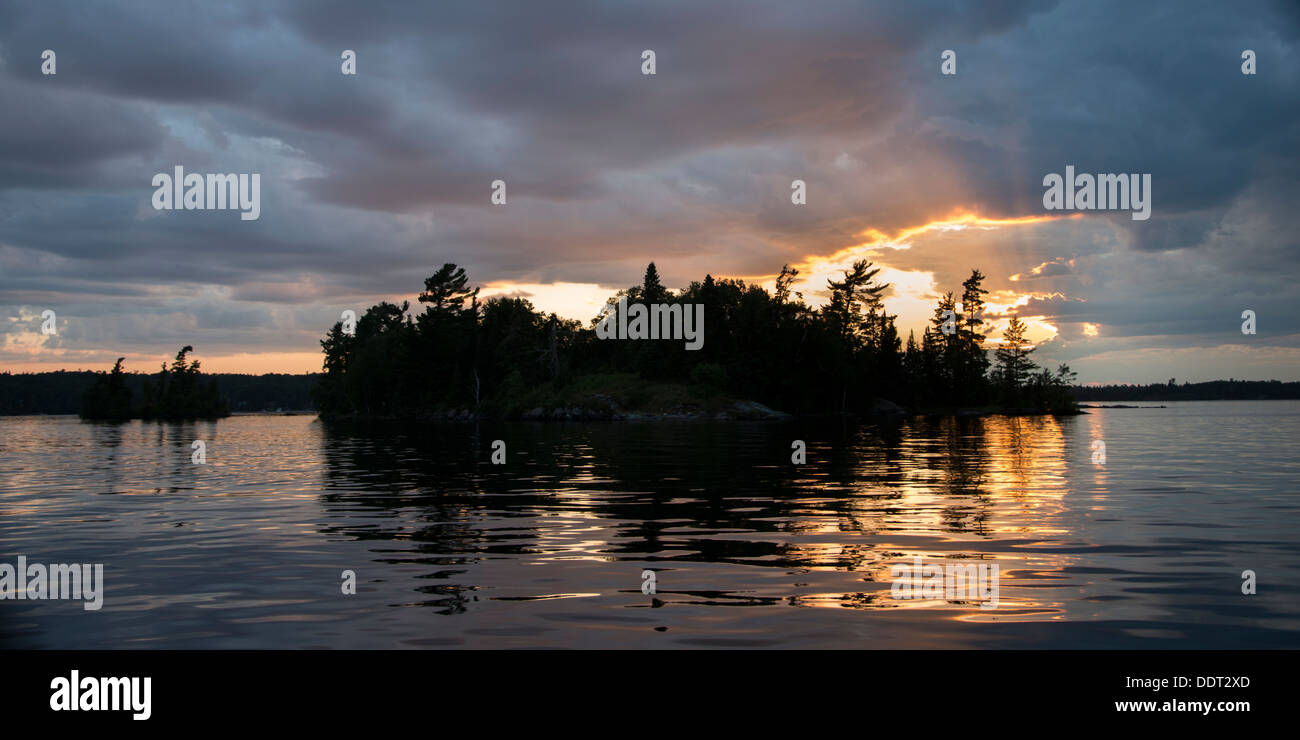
[[1078, 403, 1165, 409], [8, 398, 1300, 422]]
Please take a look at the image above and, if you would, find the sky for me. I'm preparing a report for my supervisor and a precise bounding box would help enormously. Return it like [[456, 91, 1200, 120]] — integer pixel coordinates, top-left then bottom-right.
[[1, 0, 1297, 384]]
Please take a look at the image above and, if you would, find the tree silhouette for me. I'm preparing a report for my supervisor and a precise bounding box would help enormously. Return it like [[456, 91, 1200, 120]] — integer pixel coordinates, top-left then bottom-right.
[[313, 262, 1078, 419], [418, 263, 478, 315], [957, 270, 991, 404], [995, 316, 1036, 400], [82, 348, 228, 420], [642, 262, 667, 304], [80, 358, 134, 420]]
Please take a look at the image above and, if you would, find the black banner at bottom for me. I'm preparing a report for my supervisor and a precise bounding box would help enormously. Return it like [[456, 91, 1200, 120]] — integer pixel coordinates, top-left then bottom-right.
[[0, 649, 1285, 727]]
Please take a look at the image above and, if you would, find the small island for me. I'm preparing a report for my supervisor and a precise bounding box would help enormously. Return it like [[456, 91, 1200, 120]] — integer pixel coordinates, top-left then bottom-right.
[[313, 261, 1079, 421], [80, 346, 231, 421]]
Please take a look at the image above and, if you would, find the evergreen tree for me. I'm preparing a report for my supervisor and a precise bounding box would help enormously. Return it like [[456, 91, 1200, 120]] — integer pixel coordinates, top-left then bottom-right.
[[80, 358, 134, 420], [823, 260, 888, 412], [774, 264, 799, 305], [84, 348, 227, 420], [825, 260, 887, 348], [418, 263, 478, 315], [642, 262, 668, 304], [927, 292, 959, 401], [995, 316, 1036, 402], [957, 270, 991, 404]]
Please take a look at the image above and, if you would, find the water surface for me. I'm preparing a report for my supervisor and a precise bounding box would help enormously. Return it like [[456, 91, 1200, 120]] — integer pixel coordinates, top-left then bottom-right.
[[2, 402, 1298, 648]]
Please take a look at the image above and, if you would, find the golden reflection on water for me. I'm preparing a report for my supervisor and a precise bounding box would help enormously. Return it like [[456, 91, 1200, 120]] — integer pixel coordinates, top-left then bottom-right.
[[486, 415, 1088, 621], [786, 415, 1079, 620]]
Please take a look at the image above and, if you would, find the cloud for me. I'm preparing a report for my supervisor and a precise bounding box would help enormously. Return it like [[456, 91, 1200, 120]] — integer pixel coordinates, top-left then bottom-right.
[[1010, 258, 1072, 281], [0, 0, 1296, 382]]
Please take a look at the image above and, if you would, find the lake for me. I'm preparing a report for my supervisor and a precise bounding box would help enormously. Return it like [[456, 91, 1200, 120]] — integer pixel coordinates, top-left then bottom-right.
[[2, 401, 1298, 648]]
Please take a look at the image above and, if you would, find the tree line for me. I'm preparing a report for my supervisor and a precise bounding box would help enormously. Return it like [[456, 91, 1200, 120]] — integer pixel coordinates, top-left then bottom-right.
[[1, 370, 318, 416], [312, 261, 1079, 418], [1073, 379, 1300, 402], [79, 346, 230, 420]]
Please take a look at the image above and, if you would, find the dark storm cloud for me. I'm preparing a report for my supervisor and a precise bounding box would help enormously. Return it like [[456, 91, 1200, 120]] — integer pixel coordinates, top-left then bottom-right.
[[0, 0, 1296, 379], [0, 78, 164, 189]]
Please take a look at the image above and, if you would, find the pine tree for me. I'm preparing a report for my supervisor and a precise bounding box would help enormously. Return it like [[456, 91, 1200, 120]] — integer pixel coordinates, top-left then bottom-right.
[[774, 264, 799, 304], [995, 316, 1036, 398], [418, 263, 478, 315], [642, 262, 667, 304], [957, 270, 990, 403], [825, 259, 887, 349], [927, 292, 959, 399], [80, 357, 134, 420], [960, 270, 988, 343]]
